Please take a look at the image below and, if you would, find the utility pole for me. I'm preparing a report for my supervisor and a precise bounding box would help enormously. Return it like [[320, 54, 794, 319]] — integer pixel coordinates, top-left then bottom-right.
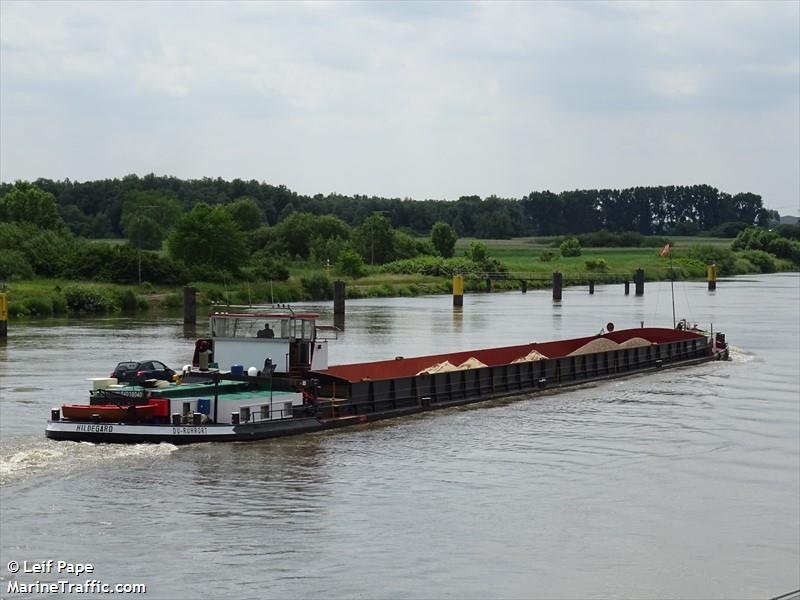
[[369, 210, 390, 266], [137, 205, 159, 285]]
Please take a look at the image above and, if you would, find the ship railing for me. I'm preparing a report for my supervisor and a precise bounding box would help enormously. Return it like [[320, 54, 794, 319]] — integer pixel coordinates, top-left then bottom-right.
[[238, 405, 294, 423], [316, 325, 340, 340]]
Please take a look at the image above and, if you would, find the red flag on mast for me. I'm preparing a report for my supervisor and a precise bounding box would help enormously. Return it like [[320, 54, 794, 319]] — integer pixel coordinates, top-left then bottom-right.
[[659, 242, 672, 257]]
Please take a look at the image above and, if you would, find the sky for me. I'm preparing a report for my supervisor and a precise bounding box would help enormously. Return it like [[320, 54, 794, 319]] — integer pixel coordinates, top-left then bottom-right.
[[1, 1, 798, 214]]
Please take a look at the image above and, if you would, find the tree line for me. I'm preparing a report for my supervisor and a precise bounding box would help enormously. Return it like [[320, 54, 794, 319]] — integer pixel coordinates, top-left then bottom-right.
[[0, 182, 473, 284], [0, 175, 776, 240], [2, 180, 798, 318]]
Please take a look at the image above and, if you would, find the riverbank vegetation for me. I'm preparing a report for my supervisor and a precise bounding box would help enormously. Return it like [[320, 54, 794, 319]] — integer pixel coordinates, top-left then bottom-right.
[[1, 178, 798, 318]]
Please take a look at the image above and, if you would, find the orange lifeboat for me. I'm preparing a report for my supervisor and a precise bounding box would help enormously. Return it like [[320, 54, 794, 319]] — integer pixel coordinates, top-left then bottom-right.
[[61, 404, 159, 422]]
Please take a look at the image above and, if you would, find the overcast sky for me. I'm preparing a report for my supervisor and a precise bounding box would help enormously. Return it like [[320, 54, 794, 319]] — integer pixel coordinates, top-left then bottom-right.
[[1, 1, 798, 214]]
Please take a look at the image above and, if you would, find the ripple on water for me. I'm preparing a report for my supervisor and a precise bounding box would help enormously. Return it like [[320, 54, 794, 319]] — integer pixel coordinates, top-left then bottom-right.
[[0, 439, 179, 485], [728, 345, 756, 363]]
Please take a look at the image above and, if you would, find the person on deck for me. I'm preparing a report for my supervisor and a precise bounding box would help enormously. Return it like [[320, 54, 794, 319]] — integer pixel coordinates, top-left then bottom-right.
[[257, 323, 275, 338]]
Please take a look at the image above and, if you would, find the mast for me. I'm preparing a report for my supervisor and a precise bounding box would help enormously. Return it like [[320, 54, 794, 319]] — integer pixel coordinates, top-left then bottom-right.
[[669, 252, 676, 329], [660, 241, 676, 328]]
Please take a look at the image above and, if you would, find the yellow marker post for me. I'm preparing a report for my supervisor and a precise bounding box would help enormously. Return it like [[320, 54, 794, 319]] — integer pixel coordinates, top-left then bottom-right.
[[707, 263, 717, 291], [0, 293, 7, 337], [452, 274, 464, 307]]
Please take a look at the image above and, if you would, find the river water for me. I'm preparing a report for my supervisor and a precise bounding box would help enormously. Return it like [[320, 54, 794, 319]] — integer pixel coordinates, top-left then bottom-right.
[[0, 274, 798, 599]]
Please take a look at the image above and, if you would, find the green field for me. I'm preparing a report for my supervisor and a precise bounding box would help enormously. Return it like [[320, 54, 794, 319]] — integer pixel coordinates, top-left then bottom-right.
[[453, 236, 728, 281]]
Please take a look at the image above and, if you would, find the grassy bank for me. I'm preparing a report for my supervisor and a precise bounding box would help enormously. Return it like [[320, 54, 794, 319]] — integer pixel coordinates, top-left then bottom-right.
[[2, 236, 795, 318]]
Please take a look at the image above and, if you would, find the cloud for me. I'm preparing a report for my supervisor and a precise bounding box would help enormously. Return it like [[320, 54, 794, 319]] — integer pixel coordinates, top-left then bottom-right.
[[1, 0, 798, 212]]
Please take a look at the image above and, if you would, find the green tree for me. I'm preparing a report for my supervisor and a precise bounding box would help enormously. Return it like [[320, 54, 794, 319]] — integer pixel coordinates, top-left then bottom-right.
[[0, 182, 63, 229], [225, 197, 263, 231], [167, 203, 247, 271], [121, 191, 182, 250], [352, 214, 395, 264], [248, 252, 290, 281], [431, 221, 457, 258], [336, 248, 367, 278], [276, 212, 350, 259], [394, 231, 421, 260]]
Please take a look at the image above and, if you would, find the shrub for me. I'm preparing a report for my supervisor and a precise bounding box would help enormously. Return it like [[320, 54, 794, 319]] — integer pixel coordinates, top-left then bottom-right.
[[584, 258, 609, 272], [195, 284, 230, 304], [469, 241, 488, 262], [336, 249, 367, 278], [733, 257, 757, 274], [381, 255, 508, 278], [737, 250, 777, 273], [768, 237, 800, 264], [119, 289, 139, 311], [672, 258, 708, 279], [63, 285, 117, 314], [51, 294, 67, 315], [300, 273, 331, 300], [24, 295, 53, 316], [415, 239, 436, 256], [733, 226, 800, 265], [560, 237, 581, 257], [160, 293, 182, 308], [539, 250, 558, 262], [8, 301, 29, 316], [685, 245, 737, 276]]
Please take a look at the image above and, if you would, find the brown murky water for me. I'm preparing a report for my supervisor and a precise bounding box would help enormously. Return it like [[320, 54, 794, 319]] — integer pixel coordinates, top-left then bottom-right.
[[1, 274, 798, 598]]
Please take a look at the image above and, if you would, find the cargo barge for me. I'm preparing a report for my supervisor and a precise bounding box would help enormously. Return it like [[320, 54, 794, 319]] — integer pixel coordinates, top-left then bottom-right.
[[45, 311, 729, 445]]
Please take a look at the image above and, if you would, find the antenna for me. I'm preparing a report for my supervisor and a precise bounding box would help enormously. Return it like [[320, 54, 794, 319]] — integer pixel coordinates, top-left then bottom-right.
[[669, 250, 676, 328]]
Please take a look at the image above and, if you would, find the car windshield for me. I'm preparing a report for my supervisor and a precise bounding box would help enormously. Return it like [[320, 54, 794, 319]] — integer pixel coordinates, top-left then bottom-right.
[[116, 362, 138, 370]]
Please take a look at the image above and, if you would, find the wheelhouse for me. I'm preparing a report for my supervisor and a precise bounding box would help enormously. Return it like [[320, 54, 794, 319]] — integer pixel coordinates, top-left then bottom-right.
[[195, 311, 329, 377]]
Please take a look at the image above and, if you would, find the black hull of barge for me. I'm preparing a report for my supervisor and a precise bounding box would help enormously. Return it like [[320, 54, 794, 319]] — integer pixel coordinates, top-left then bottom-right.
[[308, 345, 727, 423], [46, 343, 727, 445]]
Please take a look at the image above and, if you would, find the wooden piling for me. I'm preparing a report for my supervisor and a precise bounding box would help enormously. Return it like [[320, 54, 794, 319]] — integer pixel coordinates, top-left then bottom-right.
[[183, 286, 196, 324], [707, 263, 717, 291], [624, 281, 630, 295], [589, 280, 595, 295], [333, 280, 346, 315], [552, 272, 563, 301], [486, 278, 492, 293], [452, 275, 464, 307], [634, 269, 645, 296], [520, 280, 527, 294]]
